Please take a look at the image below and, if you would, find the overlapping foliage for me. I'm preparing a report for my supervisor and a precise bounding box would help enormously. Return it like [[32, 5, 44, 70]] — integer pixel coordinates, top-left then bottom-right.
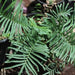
[[0, 0, 50, 75], [42, 3, 75, 63], [0, 0, 75, 75], [0, 0, 23, 39]]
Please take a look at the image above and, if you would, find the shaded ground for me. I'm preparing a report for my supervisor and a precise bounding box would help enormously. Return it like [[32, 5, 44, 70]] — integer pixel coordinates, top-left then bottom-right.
[[61, 64, 75, 75], [0, 64, 75, 75]]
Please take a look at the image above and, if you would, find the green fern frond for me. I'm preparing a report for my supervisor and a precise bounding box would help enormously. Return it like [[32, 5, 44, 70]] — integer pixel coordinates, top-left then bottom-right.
[[50, 3, 72, 19], [0, 0, 24, 39], [0, 13, 23, 39], [43, 3, 75, 63], [5, 33, 49, 75]]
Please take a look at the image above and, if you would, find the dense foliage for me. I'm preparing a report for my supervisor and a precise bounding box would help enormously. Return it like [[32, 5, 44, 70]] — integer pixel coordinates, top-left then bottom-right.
[[0, 0, 75, 75]]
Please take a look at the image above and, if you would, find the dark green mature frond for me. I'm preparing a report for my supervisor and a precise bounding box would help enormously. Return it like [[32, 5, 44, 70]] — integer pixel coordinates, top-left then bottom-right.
[[0, 1, 50, 74], [1, 1, 75, 75], [50, 3, 72, 19], [0, 13, 23, 39], [0, 0, 23, 39], [42, 3, 75, 63], [5, 32, 49, 75]]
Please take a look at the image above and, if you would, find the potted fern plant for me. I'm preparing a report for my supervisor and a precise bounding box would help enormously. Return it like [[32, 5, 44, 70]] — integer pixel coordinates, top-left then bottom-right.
[[0, 0, 75, 75]]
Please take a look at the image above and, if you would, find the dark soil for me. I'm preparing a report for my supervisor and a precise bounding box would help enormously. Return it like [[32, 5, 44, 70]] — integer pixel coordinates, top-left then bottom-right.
[[0, 64, 75, 75], [61, 64, 75, 75]]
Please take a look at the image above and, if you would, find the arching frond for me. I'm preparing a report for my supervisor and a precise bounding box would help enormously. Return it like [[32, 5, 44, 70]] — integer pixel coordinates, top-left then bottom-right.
[[0, 0, 23, 39], [45, 3, 75, 63], [5, 32, 49, 75]]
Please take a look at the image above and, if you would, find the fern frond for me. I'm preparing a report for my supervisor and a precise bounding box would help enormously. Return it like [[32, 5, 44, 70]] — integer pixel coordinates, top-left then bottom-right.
[[5, 33, 49, 75], [0, 0, 24, 39], [50, 3, 72, 19], [42, 3, 75, 63], [0, 13, 23, 39]]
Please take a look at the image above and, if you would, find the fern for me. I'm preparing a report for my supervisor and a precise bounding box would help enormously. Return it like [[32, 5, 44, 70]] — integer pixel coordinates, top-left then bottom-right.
[[0, 1, 50, 75], [0, 0, 75, 75], [42, 3, 75, 63], [0, 0, 23, 39], [5, 21, 49, 74]]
